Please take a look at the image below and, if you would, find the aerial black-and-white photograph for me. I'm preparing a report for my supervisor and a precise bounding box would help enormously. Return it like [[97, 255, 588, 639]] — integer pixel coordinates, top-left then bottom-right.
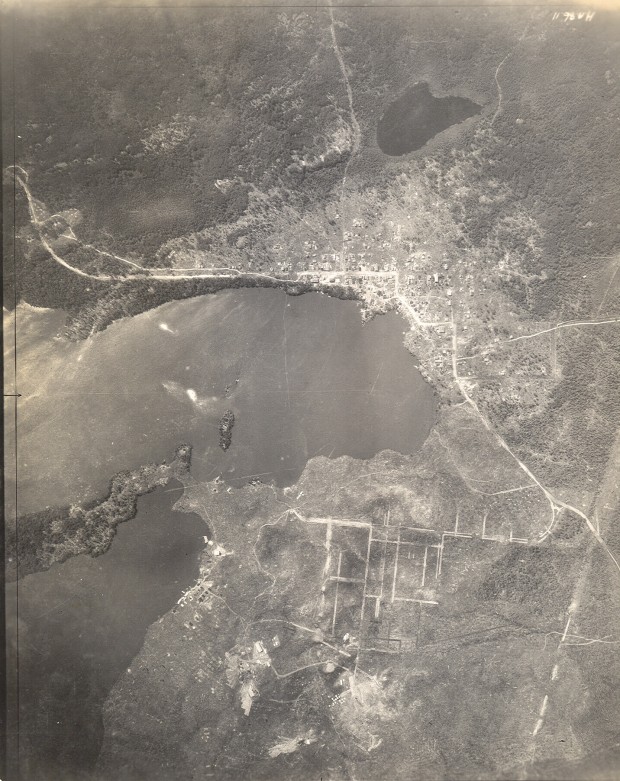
[[2, 0, 620, 778]]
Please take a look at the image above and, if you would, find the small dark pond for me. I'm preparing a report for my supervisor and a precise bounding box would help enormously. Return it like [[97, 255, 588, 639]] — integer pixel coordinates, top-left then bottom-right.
[[377, 82, 482, 155]]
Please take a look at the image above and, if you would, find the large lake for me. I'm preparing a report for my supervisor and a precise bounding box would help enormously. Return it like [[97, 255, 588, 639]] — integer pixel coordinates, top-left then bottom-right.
[[12, 289, 436, 516], [9, 288, 436, 778]]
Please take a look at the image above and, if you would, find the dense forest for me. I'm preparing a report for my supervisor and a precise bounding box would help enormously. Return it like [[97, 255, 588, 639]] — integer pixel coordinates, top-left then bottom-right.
[[5, 4, 620, 503], [6, 445, 192, 580], [9, 8, 347, 258], [6, 6, 617, 319]]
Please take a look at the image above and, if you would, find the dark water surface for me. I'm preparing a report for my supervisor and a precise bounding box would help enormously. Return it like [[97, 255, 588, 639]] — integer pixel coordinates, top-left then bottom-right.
[[15, 289, 436, 515], [14, 483, 205, 779], [11, 288, 436, 777], [377, 82, 481, 155]]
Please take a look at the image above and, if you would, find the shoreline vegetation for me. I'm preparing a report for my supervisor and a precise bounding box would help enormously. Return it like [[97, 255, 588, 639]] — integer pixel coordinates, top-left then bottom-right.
[[7, 444, 192, 581], [27, 274, 362, 342]]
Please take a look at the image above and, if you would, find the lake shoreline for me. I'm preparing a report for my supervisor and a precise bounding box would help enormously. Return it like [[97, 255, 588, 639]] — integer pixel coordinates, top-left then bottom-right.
[[57, 274, 363, 341], [8, 444, 192, 581], [15, 482, 206, 779], [15, 287, 437, 542]]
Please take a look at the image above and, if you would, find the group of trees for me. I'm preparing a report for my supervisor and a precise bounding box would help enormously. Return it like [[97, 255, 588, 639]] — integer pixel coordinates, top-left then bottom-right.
[[8, 447, 191, 581], [14, 7, 350, 268]]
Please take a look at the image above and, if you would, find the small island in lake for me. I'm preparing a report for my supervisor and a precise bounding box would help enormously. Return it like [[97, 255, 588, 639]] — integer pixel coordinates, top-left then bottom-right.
[[219, 410, 235, 450]]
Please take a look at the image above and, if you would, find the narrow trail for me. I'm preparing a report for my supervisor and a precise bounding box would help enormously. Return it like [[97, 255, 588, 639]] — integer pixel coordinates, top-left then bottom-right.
[[596, 256, 620, 314], [502, 318, 620, 344], [12, 153, 620, 572], [63, 233, 145, 270], [450, 309, 620, 572], [527, 425, 620, 761], [11, 166, 302, 288], [13, 167, 112, 281], [490, 51, 512, 127], [489, 22, 531, 127], [328, 5, 362, 271], [460, 317, 620, 364]]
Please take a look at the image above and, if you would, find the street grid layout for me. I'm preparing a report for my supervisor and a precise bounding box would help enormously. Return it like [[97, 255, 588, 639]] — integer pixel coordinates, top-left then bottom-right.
[[289, 505, 532, 659]]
